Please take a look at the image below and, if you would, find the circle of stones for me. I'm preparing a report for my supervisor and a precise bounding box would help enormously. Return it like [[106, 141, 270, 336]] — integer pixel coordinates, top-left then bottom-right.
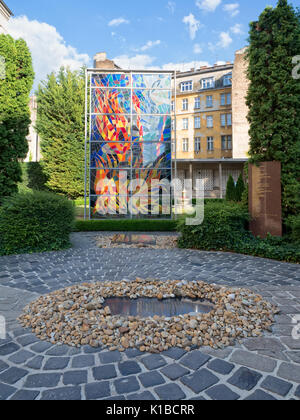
[[19, 279, 278, 354]]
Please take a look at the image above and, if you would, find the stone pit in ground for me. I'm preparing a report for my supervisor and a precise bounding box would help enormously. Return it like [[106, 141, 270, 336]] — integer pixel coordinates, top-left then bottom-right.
[[19, 278, 279, 354]]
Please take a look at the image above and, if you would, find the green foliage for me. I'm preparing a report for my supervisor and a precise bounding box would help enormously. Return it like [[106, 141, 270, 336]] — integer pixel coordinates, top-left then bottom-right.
[[74, 219, 177, 232], [0, 35, 34, 202], [246, 0, 300, 219], [241, 163, 249, 208], [286, 214, 300, 242], [177, 201, 300, 263], [0, 191, 75, 255], [225, 175, 236, 201], [235, 174, 245, 202], [36, 68, 85, 199], [27, 162, 49, 191], [177, 201, 250, 250]]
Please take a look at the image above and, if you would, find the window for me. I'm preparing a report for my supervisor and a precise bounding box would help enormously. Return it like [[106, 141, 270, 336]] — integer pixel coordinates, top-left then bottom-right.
[[201, 77, 215, 89], [227, 113, 232, 126], [223, 73, 232, 86], [206, 95, 213, 108], [171, 100, 175, 112], [182, 138, 189, 152], [195, 137, 201, 152], [181, 81, 193, 92], [207, 116, 213, 128], [182, 118, 189, 130], [207, 136, 214, 151], [221, 114, 232, 127], [221, 135, 232, 150], [221, 114, 226, 127], [195, 97, 201, 109], [182, 99, 188, 111], [221, 93, 232, 106], [194, 116, 201, 129], [172, 140, 176, 153], [171, 119, 175, 131]]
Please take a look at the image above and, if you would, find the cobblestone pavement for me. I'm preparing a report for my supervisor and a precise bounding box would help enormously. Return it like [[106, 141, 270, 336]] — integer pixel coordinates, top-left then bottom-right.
[[0, 232, 300, 400]]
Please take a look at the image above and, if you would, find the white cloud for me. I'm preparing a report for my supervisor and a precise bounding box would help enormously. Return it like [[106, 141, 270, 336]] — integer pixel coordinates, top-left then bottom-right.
[[223, 3, 240, 17], [112, 54, 157, 69], [161, 60, 211, 72], [196, 0, 222, 12], [193, 44, 203, 54], [108, 17, 129, 27], [135, 40, 161, 52], [183, 14, 202, 40], [167, 1, 176, 14], [217, 32, 233, 48], [7, 16, 90, 88], [230, 23, 244, 34], [112, 54, 211, 73]]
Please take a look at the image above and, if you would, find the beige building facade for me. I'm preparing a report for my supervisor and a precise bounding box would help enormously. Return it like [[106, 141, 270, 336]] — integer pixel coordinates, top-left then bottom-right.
[[0, 0, 12, 34], [172, 57, 249, 198]]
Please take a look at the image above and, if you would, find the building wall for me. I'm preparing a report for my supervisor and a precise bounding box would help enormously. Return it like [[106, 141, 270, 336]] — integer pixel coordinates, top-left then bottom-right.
[[232, 48, 250, 159], [0, 1, 12, 34], [172, 64, 233, 161]]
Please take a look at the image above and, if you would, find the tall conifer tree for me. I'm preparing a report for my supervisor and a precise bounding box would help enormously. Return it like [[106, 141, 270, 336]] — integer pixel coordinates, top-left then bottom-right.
[[0, 35, 34, 201], [246, 0, 300, 219]]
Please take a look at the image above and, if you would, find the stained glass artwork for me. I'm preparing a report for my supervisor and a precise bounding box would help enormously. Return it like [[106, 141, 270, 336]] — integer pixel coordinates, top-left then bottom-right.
[[92, 89, 131, 114], [132, 74, 171, 89], [88, 72, 173, 219], [132, 115, 171, 142], [133, 90, 171, 115], [92, 73, 130, 88]]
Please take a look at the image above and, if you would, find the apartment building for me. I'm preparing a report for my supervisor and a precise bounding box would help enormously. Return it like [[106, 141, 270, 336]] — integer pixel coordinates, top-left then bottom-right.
[[0, 0, 12, 34], [172, 56, 248, 198]]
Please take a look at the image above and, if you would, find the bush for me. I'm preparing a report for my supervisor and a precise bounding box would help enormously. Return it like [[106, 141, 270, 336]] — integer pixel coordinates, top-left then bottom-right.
[[225, 175, 236, 201], [74, 219, 177, 232], [27, 162, 49, 191], [177, 201, 300, 263], [286, 214, 300, 243], [0, 191, 75, 255], [177, 201, 250, 250], [235, 174, 245, 202]]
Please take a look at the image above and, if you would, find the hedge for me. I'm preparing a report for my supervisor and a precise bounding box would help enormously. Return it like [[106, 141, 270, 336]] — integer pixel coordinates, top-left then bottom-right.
[[0, 191, 75, 255], [177, 201, 300, 263], [74, 219, 177, 232]]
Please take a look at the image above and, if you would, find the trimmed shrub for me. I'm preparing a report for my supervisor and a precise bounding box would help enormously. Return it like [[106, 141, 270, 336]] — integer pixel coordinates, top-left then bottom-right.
[[27, 162, 48, 191], [235, 174, 245, 202], [177, 201, 250, 251], [0, 191, 75, 255], [177, 201, 300, 263], [225, 175, 236, 202], [74, 219, 177, 232]]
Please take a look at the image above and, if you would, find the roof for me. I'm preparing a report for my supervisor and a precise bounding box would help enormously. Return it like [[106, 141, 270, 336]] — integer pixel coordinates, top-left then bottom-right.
[[0, 0, 13, 16]]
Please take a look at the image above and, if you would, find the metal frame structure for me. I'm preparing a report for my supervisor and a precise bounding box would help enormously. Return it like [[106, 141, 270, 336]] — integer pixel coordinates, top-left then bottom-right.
[[84, 68, 177, 220]]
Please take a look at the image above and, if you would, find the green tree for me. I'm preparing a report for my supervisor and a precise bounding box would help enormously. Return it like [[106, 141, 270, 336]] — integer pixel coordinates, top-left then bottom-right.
[[36, 68, 85, 199], [246, 0, 300, 220], [0, 35, 34, 201], [235, 174, 245, 202], [226, 175, 236, 202]]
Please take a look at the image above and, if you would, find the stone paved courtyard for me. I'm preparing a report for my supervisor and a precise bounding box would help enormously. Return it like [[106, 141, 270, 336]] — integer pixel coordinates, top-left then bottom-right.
[[0, 232, 300, 400]]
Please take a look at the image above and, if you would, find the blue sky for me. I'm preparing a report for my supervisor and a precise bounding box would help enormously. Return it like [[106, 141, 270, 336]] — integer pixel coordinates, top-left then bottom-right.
[[7, 0, 294, 88]]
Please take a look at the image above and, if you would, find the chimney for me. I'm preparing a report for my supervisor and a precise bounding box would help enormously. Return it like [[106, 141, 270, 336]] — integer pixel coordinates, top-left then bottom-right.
[[93, 52, 118, 70]]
